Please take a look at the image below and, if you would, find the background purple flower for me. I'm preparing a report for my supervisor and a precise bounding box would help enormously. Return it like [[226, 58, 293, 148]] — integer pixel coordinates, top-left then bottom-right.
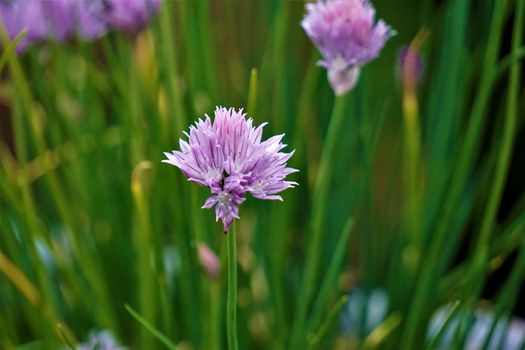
[[0, 0, 105, 52], [0, 0, 159, 53], [163, 107, 298, 232], [0, 0, 42, 52], [70, 0, 108, 40], [101, 0, 161, 34], [301, 0, 395, 95], [39, 0, 73, 42]]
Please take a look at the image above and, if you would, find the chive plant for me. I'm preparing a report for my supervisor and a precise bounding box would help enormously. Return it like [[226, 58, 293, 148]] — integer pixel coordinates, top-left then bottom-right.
[[0, 0, 523, 349]]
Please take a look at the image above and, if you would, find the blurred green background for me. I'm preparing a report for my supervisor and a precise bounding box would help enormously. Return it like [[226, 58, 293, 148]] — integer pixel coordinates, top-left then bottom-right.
[[1, 0, 524, 349]]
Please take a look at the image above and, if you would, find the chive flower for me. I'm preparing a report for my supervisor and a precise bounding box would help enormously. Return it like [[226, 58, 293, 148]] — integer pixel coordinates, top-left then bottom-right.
[[0, 0, 107, 52], [0, 0, 159, 53], [71, 1, 108, 40], [301, 0, 395, 95], [163, 107, 298, 232], [0, 0, 55, 52], [101, 0, 161, 34]]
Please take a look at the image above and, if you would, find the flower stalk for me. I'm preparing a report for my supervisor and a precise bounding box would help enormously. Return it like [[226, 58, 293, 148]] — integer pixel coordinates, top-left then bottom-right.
[[227, 222, 239, 350], [291, 95, 347, 348]]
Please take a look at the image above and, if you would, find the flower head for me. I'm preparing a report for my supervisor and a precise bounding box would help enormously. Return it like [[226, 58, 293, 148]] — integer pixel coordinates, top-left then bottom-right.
[[0, 0, 47, 52], [71, 1, 108, 40], [301, 0, 395, 95], [163, 107, 298, 232], [101, 0, 160, 34], [0, 0, 159, 53], [0, 0, 106, 52]]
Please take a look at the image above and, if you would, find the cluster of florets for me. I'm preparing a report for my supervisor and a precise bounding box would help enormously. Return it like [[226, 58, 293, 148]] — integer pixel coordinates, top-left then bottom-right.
[[0, 0, 160, 53], [301, 0, 395, 95], [163, 107, 298, 232]]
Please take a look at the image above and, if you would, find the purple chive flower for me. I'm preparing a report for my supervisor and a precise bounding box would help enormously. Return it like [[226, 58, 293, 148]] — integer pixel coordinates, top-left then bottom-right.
[[0, 0, 106, 53], [163, 107, 298, 232], [0, 0, 74, 46], [301, 0, 395, 95], [70, 1, 108, 40], [0, 0, 160, 54], [0, 0, 42, 52], [37, 0, 73, 42], [101, 0, 160, 33], [396, 45, 424, 83]]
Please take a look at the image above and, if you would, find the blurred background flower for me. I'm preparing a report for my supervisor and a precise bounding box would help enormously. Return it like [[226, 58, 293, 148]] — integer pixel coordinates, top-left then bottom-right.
[[0, 0, 524, 349], [101, 0, 160, 34], [0, 0, 160, 53], [301, 0, 395, 95]]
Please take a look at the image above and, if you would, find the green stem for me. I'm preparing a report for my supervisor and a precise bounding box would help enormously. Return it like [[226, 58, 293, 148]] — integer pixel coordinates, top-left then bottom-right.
[[291, 95, 347, 349], [131, 161, 156, 350], [307, 295, 349, 349], [472, 0, 523, 285], [293, 53, 322, 194], [210, 284, 221, 350], [399, 1, 506, 347], [452, 2, 524, 342], [227, 223, 239, 350], [306, 218, 354, 334], [460, 1, 524, 336], [403, 71, 422, 251], [247, 68, 258, 117], [158, 0, 186, 137], [481, 239, 525, 350], [1, 25, 117, 330]]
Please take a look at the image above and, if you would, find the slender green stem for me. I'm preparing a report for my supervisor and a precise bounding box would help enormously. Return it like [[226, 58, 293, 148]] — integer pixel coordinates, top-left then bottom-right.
[[306, 217, 354, 333], [472, 0, 523, 286], [291, 95, 347, 349], [399, 1, 506, 347], [227, 223, 239, 350], [125, 304, 178, 350], [131, 161, 156, 350], [1, 24, 117, 330], [460, 1, 524, 336], [247, 68, 258, 117], [425, 301, 460, 350], [362, 312, 402, 349], [403, 56, 422, 251], [291, 52, 321, 194], [158, 0, 186, 137], [493, 47, 525, 81], [195, 0, 218, 102], [481, 238, 525, 350], [210, 284, 221, 350], [450, 3, 524, 342], [307, 295, 349, 349]]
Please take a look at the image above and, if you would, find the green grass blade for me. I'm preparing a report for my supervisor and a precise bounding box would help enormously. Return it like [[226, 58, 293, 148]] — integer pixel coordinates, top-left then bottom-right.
[[125, 304, 178, 350]]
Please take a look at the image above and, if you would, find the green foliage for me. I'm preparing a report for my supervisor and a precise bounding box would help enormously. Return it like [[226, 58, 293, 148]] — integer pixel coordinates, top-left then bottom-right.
[[0, 0, 524, 349]]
